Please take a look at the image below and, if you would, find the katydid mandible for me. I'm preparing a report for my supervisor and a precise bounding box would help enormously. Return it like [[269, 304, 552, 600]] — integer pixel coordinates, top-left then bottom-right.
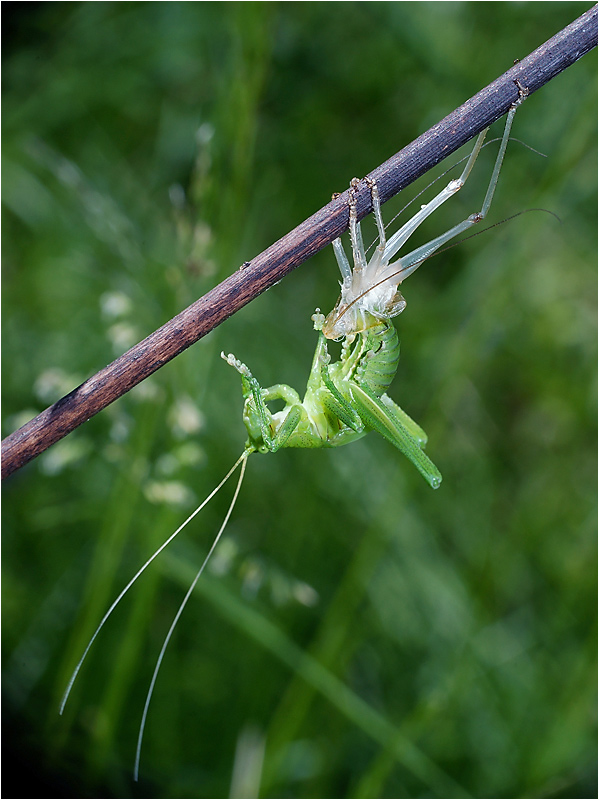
[[60, 87, 527, 779]]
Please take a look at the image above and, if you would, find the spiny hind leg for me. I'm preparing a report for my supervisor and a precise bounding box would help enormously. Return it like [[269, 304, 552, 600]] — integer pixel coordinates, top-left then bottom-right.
[[364, 176, 386, 251], [349, 382, 442, 489], [347, 178, 368, 273], [398, 80, 529, 278], [347, 175, 387, 266], [379, 393, 428, 447], [330, 175, 384, 283]]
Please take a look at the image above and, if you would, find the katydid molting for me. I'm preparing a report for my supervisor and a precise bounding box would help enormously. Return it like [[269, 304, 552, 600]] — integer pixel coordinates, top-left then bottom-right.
[[60, 88, 527, 778]]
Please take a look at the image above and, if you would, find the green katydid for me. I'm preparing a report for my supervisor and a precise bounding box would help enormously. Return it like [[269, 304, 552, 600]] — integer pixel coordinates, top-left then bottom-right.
[[60, 87, 526, 779], [220, 85, 527, 491]]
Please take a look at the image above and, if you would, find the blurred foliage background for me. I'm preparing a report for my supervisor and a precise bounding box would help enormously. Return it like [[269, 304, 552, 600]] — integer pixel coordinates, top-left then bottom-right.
[[2, 3, 596, 798]]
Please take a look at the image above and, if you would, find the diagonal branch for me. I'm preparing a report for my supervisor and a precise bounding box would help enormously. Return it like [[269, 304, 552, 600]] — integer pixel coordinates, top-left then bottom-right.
[[2, 5, 597, 480]]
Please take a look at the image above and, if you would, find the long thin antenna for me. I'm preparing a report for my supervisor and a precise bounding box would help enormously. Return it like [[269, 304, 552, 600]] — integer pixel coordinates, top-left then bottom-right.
[[60, 449, 251, 715], [134, 454, 249, 781]]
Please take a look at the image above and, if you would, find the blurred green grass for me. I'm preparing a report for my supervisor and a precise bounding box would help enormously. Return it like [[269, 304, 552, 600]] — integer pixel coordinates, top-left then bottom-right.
[[2, 3, 596, 798]]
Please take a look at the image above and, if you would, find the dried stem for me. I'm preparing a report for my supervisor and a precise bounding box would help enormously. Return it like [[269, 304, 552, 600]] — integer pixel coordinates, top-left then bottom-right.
[[2, 5, 597, 479]]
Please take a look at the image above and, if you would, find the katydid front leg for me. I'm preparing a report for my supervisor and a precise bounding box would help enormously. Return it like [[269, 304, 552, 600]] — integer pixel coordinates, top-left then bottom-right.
[[222, 353, 308, 452]]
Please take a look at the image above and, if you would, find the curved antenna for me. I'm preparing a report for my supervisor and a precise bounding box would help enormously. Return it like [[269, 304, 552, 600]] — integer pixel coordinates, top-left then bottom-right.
[[60, 448, 251, 715], [134, 452, 249, 781]]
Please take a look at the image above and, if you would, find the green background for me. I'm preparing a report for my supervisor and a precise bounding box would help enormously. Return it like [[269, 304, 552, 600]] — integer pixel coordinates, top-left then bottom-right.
[[2, 3, 596, 798]]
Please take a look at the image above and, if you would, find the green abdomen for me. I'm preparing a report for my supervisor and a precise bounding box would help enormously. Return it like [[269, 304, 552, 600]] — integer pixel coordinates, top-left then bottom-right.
[[360, 321, 400, 397]]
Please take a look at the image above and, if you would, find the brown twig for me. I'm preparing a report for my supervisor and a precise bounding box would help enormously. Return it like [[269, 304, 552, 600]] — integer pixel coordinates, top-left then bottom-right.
[[2, 5, 597, 480]]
